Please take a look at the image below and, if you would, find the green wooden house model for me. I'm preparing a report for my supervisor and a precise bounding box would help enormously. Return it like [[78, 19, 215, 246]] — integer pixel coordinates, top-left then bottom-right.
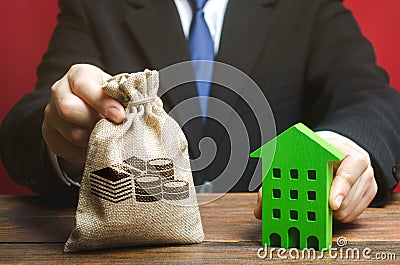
[[250, 123, 345, 250]]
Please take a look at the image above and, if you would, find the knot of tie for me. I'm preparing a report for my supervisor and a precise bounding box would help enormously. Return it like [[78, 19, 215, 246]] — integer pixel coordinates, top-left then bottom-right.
[[190, 0, 208, 12]]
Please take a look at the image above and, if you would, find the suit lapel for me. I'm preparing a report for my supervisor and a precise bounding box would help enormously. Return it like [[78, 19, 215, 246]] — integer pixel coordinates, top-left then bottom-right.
[[207, 0, 278, 128], [125, 0, 189, 69], [205, 0, 279, 182], [124, 0, 205, 158], [215, 0, 278, 75]]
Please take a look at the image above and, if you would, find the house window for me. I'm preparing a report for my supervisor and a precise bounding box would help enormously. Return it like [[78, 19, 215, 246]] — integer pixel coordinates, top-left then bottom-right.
[[308, 191, 316, 200], [290, 169, 298, 179], [273, 209, 281, 219], [273, 189, 281, 199], [290, 190, 298, 200], [308, 170, 316, 180], [290, 210, 298, 220], [307, 211, 316, 221], [272, 168, 281, 179]]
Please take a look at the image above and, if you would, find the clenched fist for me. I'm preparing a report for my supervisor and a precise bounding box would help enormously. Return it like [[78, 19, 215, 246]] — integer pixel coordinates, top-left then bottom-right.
[[42, 64, 125, 163]]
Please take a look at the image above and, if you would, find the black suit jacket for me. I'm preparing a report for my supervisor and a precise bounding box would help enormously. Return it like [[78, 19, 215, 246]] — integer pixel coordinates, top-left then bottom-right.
[[1, 0, 399, 205]]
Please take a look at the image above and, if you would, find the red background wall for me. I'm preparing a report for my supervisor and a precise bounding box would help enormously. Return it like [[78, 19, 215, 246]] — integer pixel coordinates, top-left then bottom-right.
[[0, 0, 59, 195], [0, 0, 399, 194]]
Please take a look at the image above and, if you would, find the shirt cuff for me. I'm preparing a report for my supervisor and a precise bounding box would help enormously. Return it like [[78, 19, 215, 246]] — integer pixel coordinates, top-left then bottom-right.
[[315, 130, 371, 164], [48, 149, 81, 187]]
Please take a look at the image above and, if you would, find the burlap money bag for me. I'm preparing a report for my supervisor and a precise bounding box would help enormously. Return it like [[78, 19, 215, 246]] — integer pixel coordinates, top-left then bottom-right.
[[64, 70, 204, 252]]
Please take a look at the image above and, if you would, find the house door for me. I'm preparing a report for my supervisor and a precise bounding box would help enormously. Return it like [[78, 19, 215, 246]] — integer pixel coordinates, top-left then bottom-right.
[[288, 227, 300, 248], [307, 236, 319, 249], [269, 233, 281, 247]]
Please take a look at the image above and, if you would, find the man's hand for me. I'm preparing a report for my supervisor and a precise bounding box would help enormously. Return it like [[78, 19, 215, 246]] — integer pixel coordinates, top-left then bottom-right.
[[42, 64, 125, 163], [254, 135, 377, 223], [325, 136, 377, 223]]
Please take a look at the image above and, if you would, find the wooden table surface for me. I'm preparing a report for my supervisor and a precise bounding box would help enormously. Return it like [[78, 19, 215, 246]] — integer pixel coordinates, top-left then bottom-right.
[[0, 193, 399, 264]]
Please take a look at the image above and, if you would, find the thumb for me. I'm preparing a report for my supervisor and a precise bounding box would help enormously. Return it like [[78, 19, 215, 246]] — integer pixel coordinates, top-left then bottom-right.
[[329, 154, 368, 210], [155, 96, 163, 107], [254, 188, 262, 220]]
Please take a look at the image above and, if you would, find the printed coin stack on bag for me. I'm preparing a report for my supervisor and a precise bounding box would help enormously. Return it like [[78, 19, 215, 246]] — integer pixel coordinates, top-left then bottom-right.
[[64, 70, 204, 252], [134, 175, 163, 202], [123, 155, 147, 172], [148, 158, 174, 182], [163, 180, 190, 200]]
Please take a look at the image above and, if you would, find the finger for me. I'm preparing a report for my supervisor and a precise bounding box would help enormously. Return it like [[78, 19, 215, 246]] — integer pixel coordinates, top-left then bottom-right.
[[338, 186, 376, 223], [155, 96, 163, 107], [333, 176, 362, 221], [68, 65, 125, 123], [59, 124, 91, 148], [333, 166, 376, 222], [42, 124, 87, 163], [48, 114, 91, 148], [254, 188, 262, 220], [51, 80, 100, 128], [329, 154, 369, 210]]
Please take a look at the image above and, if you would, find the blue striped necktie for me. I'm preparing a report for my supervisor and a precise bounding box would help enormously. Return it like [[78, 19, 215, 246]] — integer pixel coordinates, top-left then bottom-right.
[[188, 0, 214, 123]]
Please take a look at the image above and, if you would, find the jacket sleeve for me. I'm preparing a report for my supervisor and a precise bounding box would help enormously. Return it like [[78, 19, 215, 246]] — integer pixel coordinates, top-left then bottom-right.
[[303, 0, 400, 206], [0, 0, 103, 204]]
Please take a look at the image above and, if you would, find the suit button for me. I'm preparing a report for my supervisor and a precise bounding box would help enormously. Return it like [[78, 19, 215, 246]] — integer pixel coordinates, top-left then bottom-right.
[[393, 164, 400, 181]]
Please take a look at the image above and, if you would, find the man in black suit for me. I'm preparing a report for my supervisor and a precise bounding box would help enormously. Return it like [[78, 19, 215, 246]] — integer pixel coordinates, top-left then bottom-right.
[[1, 0, 399, 223]]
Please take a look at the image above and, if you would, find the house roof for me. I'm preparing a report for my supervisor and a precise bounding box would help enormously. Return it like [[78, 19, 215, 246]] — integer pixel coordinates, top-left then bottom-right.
[[250, 123, 345, 162]]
